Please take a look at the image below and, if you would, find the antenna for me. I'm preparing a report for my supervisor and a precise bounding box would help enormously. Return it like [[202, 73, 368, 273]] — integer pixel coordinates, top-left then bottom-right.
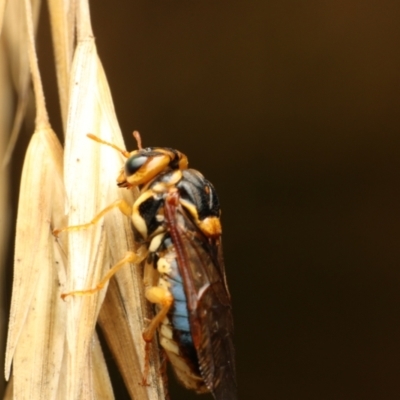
[[86, 134, 130, 158]]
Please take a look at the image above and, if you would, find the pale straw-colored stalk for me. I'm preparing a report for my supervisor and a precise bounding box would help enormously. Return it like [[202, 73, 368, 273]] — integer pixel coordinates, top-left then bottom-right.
[[0, 1, 13, 397], [3, 0, 165, 399]]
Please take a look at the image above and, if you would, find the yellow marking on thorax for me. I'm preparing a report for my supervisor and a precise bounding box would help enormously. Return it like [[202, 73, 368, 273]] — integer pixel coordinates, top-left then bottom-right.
[[149, 233, 165, 252], [131, 212, 148, 238]]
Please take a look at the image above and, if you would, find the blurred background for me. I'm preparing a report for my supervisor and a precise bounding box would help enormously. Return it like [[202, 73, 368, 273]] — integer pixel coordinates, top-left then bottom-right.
[[9, 0, 400, 399]]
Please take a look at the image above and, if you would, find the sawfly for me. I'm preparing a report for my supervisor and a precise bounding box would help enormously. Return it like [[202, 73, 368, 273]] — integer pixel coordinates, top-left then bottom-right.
[[54, 132, 237, 400]]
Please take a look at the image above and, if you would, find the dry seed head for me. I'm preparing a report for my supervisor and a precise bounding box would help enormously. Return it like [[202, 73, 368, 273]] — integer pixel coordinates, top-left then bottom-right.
[[5, 127, 68, 399], [4, 0, 166, 398], [62, 39, 165, 399], [0, 33, 11, 400]]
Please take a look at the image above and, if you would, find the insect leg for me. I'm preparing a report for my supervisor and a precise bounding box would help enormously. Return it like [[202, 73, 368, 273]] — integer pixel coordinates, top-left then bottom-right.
[[61, 250, 146, 300], [142, 286, 173, 342], [140, 260, 173, 386], [53, 199, 132, 237]]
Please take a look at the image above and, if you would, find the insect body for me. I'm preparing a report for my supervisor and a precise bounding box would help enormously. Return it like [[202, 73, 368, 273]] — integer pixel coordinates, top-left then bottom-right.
[[136, 169, 236, 399], [57, 134, 237, 399]]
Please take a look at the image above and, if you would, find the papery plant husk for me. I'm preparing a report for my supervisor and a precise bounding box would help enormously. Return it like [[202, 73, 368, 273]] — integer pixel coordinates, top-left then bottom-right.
[[3, 0, 166, 399]]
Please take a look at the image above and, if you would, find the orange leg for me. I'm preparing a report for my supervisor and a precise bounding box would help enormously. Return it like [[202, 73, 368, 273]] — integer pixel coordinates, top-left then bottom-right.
[[141, 341, 152, 387], [141, 286, 173, 385], [142, 286, 173, 342], [53, 199, 132, 237], [61, 251, 146, 300], [141, 260, 174, 384]]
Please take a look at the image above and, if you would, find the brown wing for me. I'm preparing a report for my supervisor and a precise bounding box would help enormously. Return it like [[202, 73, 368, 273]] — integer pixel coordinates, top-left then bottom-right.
[[164, 191, 237, 400]]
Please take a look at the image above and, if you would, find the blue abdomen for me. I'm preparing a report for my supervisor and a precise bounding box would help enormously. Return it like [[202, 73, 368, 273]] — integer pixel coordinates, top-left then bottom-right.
[[159, 242, 200, 373]]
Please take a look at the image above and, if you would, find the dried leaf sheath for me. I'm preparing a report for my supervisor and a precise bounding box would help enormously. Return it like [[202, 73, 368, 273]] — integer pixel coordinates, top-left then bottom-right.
[[0, 9, 12, 397], [46, 0, 75, 131], [63, 39, 165, 399], [3, 0, 166, 397], [5, 128, 68, 399]]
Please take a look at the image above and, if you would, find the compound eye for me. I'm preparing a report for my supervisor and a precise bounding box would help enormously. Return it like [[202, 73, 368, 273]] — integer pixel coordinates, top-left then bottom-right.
[[125, 154, 148, 177]]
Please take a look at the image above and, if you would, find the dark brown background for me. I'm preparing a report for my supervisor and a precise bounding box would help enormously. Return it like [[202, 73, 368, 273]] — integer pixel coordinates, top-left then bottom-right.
[[33, 0, 400, 399]]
